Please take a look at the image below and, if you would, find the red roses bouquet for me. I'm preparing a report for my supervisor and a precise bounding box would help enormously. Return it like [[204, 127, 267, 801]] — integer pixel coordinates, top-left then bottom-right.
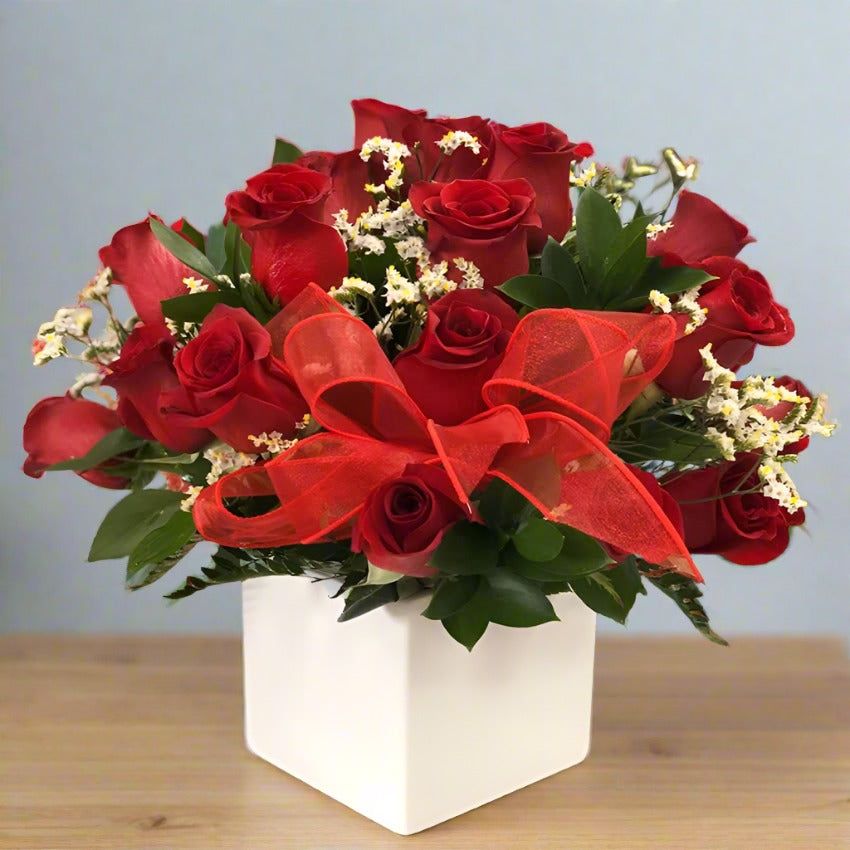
[[24, 98, 834, 648]]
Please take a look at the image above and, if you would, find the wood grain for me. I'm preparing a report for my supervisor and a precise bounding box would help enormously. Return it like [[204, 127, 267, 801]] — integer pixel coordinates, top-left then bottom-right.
[[0, 635, 848, 849]]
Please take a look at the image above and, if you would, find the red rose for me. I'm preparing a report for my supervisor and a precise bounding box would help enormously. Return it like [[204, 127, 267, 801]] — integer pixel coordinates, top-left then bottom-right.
[[394, 289, 519, 425], [656, 257, 794, 398], [663, 454, 804, 565], [487, 121, 592, 251], [352, 98, 427, 146], [22, 395, 130, 489], [409, 178, 541, 287], [296, 149, 373, 222], [605, 466, 685, 562], [351, 464, 467, 576], [647, 191, 793, 398], [102, 324, 210, 453], [409, 114, 492, 181], [352, 99, 490, 181], [648, 189, 755, 265], [99, 216, 199, 332], [224, 164, 347, 304], [169, 305, 307, 452], [224, 163, 331, 230]]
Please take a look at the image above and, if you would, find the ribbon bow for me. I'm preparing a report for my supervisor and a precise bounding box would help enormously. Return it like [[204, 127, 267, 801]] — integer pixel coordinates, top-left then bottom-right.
[[194, 285, 700, 579]]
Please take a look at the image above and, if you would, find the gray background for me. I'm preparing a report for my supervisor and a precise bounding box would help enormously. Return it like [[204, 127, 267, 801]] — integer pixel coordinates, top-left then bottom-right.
[[1, 0, 848, 637]]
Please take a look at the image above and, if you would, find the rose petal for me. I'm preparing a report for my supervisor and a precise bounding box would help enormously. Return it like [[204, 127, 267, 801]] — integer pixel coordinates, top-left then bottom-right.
[[249, 215, 348, 304], [99, 215, 197, 330]]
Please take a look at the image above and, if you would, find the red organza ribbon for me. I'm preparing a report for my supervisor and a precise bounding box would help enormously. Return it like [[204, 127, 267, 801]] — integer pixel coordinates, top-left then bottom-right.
[[193, 285, 701, 579]]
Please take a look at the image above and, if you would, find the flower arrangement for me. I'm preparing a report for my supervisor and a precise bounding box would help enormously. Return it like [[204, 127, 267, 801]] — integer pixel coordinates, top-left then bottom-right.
[[23, 98, 835, 649]]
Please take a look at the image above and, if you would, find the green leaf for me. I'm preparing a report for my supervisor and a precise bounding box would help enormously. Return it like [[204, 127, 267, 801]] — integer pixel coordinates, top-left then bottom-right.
[[570, 571, 630, 624], [613, 263, 716, 311], [236, 270, 279, 324], [129, 466, 157, 491], [600, 216, 653, 304], [646, 263, 717, 295], [502, 548, 573, 582], [166, 545, 365, 599], [540, 580, 573, 596], [272, 137, 304, 165], [422, 576, 479, 620], [430, 521, 499, 575], [88, 489, 184, 562], [606, 556, 646, 614], [46, 427, 145, 472], [616, 420, 722, 465], [237, 235, 253, 279], [575, 188, 623, 286], [503, 524, 609, 581], [205, 223, 228, 271], [173, 219, 205, 251], [497, 274, 572, 309], [442, 584, 490, 650], [204, 220, 242, 281], [338, 582, 400, 622], [476, 477, 538, 534], [365, 562, 402, 585], [512, 518, 564, 562], [131, 452, 199, 467], [484, 570, 558, 627], [540, 238, 592, 307], [557, 525, 612, 574], [149, 217, 220, 282], [127, 510, 195, 572], [646, 569, 728, 646], [160, 289, 244, 324], [126, 510, 196, 589]]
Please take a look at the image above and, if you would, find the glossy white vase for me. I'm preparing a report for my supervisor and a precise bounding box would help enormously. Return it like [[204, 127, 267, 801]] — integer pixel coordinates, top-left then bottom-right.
[[242, 575, 596, 835]]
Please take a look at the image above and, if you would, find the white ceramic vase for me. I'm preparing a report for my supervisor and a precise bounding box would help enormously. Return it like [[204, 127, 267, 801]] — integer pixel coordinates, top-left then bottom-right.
[[242, 575, 596, 835]]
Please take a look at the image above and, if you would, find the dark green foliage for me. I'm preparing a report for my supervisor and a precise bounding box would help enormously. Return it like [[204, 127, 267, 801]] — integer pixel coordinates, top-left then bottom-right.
[[644, 567, 728, 645], [89, 489, 184, 562], [498, 188, 715, 313], [166, 545, 368, 600], [272, 138, 304, 164]]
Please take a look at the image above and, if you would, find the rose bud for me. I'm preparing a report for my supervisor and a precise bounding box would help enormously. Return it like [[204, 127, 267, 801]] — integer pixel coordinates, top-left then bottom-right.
[[351, 464, 468, 577], [647, 189, 755, 266], [409, 178, 541, 287], [662, 454, 804, 565], [100, 215, 201, 332], [487, 121, 593, 250], [224, 163, 348, 304], [352, 98, 428, 147], [102, 324, 211, 453], [22, 395, 130, 489], [655, 257, 794, 398], [394, 289, 519, 425], [169, 305, 307, 453]]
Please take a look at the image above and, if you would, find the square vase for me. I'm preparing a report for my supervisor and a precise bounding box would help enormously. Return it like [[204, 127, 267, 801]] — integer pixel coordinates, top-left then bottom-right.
[[242, 576, 596, 835]]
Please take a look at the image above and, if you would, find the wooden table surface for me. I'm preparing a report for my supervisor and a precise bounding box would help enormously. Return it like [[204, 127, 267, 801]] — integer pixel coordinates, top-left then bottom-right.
[[0, 635, 848, 849]]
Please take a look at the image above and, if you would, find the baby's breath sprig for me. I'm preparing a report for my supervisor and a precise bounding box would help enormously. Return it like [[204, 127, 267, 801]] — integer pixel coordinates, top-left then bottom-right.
[[694, 344, 836, 512]]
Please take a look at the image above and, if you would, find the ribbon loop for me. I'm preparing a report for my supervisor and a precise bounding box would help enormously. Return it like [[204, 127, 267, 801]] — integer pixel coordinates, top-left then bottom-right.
[[483, 309, 676, 441], [284, 311, 431, 447]]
